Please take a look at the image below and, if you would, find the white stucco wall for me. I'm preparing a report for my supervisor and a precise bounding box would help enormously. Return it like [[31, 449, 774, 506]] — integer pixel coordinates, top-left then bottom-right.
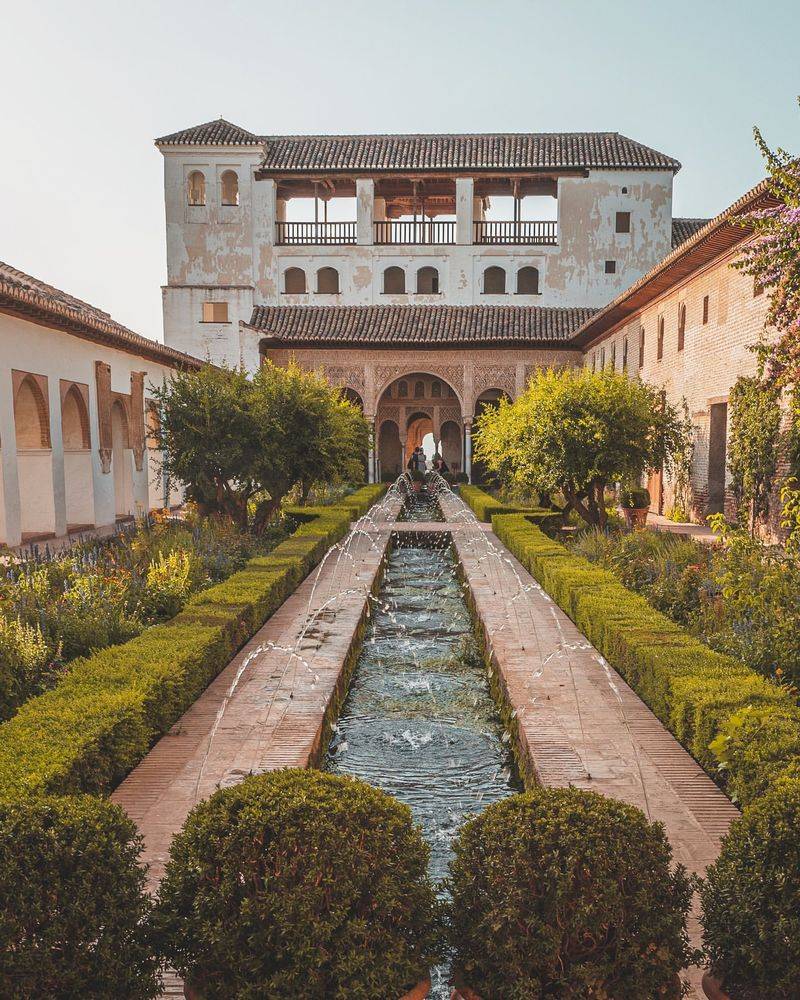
[[0, 312, 183, 547]]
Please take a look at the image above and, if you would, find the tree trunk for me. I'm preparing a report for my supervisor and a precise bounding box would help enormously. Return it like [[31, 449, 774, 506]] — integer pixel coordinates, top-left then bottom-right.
[[252, 493, 284, 534]]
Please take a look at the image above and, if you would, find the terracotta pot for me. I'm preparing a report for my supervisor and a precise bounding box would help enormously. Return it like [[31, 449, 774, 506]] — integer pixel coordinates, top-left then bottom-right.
[[702, 973, 733, 1000], [450, 987, 482, 1000], [622, 506, 649, 529], [187, 976, 431, 1000]]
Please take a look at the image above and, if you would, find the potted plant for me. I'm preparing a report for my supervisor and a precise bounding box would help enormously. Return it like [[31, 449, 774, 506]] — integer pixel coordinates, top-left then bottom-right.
[[700, 777, 800, 999], [619, 485, 651, 528], [447, 787, 693, 999], [153, 769, 444, 999]]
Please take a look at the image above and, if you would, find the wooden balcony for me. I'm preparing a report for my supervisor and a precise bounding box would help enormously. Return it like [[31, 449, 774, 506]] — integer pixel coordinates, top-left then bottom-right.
[[473, 220, 558, 245], [276, 221, 357, 245], [374, 220, 456, 245]]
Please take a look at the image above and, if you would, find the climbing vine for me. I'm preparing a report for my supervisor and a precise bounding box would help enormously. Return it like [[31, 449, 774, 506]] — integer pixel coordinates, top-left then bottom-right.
[[666, 398, 694, 522], [727, 376, 782, 534]]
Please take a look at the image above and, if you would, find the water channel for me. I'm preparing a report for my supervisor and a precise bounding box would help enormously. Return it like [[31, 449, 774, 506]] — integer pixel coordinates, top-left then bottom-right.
[[324, 486, 520, 997]]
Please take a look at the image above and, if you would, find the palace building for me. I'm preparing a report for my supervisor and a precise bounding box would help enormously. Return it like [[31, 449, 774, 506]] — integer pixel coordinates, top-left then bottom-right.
[[156, 119, 708, 480]]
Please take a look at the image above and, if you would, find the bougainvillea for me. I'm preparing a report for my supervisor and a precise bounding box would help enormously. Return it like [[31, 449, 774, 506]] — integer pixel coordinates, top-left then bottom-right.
[[734, 102, 800, 388]]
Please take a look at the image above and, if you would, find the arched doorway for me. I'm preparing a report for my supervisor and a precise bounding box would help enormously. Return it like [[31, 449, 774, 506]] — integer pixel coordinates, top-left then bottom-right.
[[378, 420, 402, 478], [375, 372, 463, 475], [111, 399, 134, 518], [14, 373, 56, 538], [61, 383, 94, 529], [440, 420, 462, 474], [472, 389, 511, 484]]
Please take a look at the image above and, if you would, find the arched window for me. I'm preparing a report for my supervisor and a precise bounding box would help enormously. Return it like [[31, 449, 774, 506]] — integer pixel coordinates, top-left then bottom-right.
[[383, 266, 405, 294], [220, 170, 239, 206], [416, 266, 439, 294], [431, 380, 442, 398], [610, 343, 616, 370], [317, 267, 339, 294], [284, 267, 306, 294], [639, 327, 646, 367], [483, 266, 506, 294], [677, 303, 686, 351], [187, 171, 206, 206], [516, 266, 539, 295], [398, 380, 408, 398], [657, 316, 665, 360], [14, 376, 50, 449], [623, 335, 629, 371], [61, 385, 91, 450], [414, 380, 425, 399]]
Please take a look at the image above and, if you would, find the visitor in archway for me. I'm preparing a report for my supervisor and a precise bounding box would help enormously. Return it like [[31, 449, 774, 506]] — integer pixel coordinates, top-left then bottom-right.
[[434, 455, 449, 475], [416, 448, 427, 473], [407, 448, 420, 472]]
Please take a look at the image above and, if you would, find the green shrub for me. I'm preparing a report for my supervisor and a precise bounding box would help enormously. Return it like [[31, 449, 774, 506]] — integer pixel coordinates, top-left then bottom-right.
[[448, 787, 693, 998], [0, 617, 60, 720], [619, 486, 651, 508], [493, 515, 798, 807], [460, 484, 560, 531], [701, 776, 800, 995], [154, 770, 444, 999], [0, 794, 158, 999], [0, 505, 357, 799]]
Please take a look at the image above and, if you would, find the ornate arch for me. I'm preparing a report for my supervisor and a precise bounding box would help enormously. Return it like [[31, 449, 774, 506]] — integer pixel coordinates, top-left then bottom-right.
[[374, 365, 465, 409], [60, 381, 91, 450], [13, 371, 51, 449]]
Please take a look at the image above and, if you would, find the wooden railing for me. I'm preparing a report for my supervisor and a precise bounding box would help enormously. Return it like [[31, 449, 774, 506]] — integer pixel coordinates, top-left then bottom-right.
[[374, 220, 456, 245], [473, 220, 558, 245], [275, 221, 357, 245]]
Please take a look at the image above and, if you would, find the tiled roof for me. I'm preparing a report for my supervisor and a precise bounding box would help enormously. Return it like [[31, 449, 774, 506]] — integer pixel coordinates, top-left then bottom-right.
[[572, 179, 779, 349], [248, 304, 595, 347], [155, 118, 264, 146], [0, 262, 202, 369], [155, 120, 680, 173], [672, 217, 711, 248]]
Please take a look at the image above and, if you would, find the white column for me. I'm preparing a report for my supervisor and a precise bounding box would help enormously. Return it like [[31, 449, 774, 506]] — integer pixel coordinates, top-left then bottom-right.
[[356, 178, 375, 246], [456, 177, 474, 245], [261, 178, 278, 245], [48, 378, 68, 537], [0, 368, 21, 546], [464, 418, 473, 482], [367, 416, 376, 483]]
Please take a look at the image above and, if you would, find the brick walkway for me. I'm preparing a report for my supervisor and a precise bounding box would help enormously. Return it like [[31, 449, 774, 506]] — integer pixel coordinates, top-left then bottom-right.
[[444, 494, 737, 997]]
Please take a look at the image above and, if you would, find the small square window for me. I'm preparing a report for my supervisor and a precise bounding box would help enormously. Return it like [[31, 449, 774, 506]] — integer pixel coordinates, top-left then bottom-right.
[[621, 186, 628, 194], [202, 301, 229, 323], [615, 211, 631, 234], [702, 295, 709, 324], [605, 260, 617, 274]]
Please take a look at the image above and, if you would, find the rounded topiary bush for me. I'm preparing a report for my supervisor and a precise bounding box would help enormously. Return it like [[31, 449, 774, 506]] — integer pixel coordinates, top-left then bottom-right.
[[0, 795, 158, 1000], [153, 769, 444, 999], [701, 777, 800, 995], [448, 787, 693, 999]]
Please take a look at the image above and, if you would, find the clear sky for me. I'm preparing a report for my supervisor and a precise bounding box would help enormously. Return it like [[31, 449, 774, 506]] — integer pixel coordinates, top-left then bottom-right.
[[2, 0, 798, 341]]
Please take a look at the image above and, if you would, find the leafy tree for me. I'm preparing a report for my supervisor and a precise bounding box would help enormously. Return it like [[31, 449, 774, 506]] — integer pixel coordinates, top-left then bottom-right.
[[727, 375, 782, 534], [734, 100, 800, 388], [154, 361, 368, 532], [473, 367, 685, 528]]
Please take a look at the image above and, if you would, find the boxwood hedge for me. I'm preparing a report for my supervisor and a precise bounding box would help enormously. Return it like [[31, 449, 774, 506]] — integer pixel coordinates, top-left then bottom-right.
[[491, 514, 798, 808], [0, 485, 386, 801], [459, 484, 562, 531]]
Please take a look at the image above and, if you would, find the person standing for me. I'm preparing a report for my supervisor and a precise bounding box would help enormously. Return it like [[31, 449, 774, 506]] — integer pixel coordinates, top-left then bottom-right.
[[417, 448, 427, 473]]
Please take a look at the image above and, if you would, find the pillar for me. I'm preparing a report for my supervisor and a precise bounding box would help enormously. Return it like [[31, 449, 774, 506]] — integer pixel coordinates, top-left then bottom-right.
[[260, 178, 278, 245], [367, 415, 376, 483], [0, 368, 21, 546], [356, 178, 375, 246], [456, 177, 474, 245], [47, 376, 68, 537], [464, 418, 473, 482]]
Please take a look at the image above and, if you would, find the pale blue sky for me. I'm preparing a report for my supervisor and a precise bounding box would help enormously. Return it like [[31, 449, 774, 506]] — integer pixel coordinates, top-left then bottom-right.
[[2, 0, 798, 340]]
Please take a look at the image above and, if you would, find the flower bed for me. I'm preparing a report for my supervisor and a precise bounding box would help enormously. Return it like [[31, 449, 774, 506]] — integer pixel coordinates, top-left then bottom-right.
[[0, 485, 386, 801], [491, 514, 799, 809]]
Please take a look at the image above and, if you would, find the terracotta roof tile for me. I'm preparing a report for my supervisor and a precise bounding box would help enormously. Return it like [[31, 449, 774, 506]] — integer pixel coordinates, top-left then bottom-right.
[[155, 120, 680, 173], [248, 304, 595, 347], [671, 217, 711, 248], [0, 262, 202, 369]]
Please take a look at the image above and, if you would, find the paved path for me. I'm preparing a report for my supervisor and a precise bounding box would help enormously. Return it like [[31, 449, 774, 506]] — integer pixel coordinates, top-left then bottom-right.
[[444, 495, 737, 997]]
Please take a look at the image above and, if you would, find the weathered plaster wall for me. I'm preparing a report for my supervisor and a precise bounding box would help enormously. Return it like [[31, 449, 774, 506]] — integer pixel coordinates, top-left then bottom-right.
[[0, 313, 183, 547]]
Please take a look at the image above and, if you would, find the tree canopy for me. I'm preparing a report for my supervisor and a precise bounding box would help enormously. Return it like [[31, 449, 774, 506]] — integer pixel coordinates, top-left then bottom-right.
[[153, 361, 368, 531], [473, 366, 686, 527]]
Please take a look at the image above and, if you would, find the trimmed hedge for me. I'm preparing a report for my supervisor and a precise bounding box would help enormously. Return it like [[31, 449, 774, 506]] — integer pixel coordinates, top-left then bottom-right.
[[0, 485, 386, 801], [492, 514, 798, 807], [459, 484, 561, 530]]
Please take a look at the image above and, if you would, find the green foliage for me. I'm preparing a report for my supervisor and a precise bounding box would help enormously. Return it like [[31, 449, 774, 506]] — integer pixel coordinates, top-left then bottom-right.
[[0, 617, 60, 721], [459, 484, 561, 531], [493, 515, 797, 807], [473, 367, 687, 528], [0, 495, 389, 800], [667, 399, 695, 522], [727, 376, 782, 532], [780, 477, 800, 553], [0, 794, 158, 999], [448, 787, 693, 999], [154, 361, 368, 531], [153, 770, 444, 999], [701, 777, 800, 994], [618, 486, 651, 509]]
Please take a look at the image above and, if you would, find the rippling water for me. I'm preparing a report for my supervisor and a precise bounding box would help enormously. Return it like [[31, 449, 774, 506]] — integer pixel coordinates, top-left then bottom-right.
[[324, 530, 520, 997]]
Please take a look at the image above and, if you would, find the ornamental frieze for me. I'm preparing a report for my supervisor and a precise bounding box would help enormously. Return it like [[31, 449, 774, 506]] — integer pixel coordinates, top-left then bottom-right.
[[317, 364, 365, 393], [472, 366, 516, 397]]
